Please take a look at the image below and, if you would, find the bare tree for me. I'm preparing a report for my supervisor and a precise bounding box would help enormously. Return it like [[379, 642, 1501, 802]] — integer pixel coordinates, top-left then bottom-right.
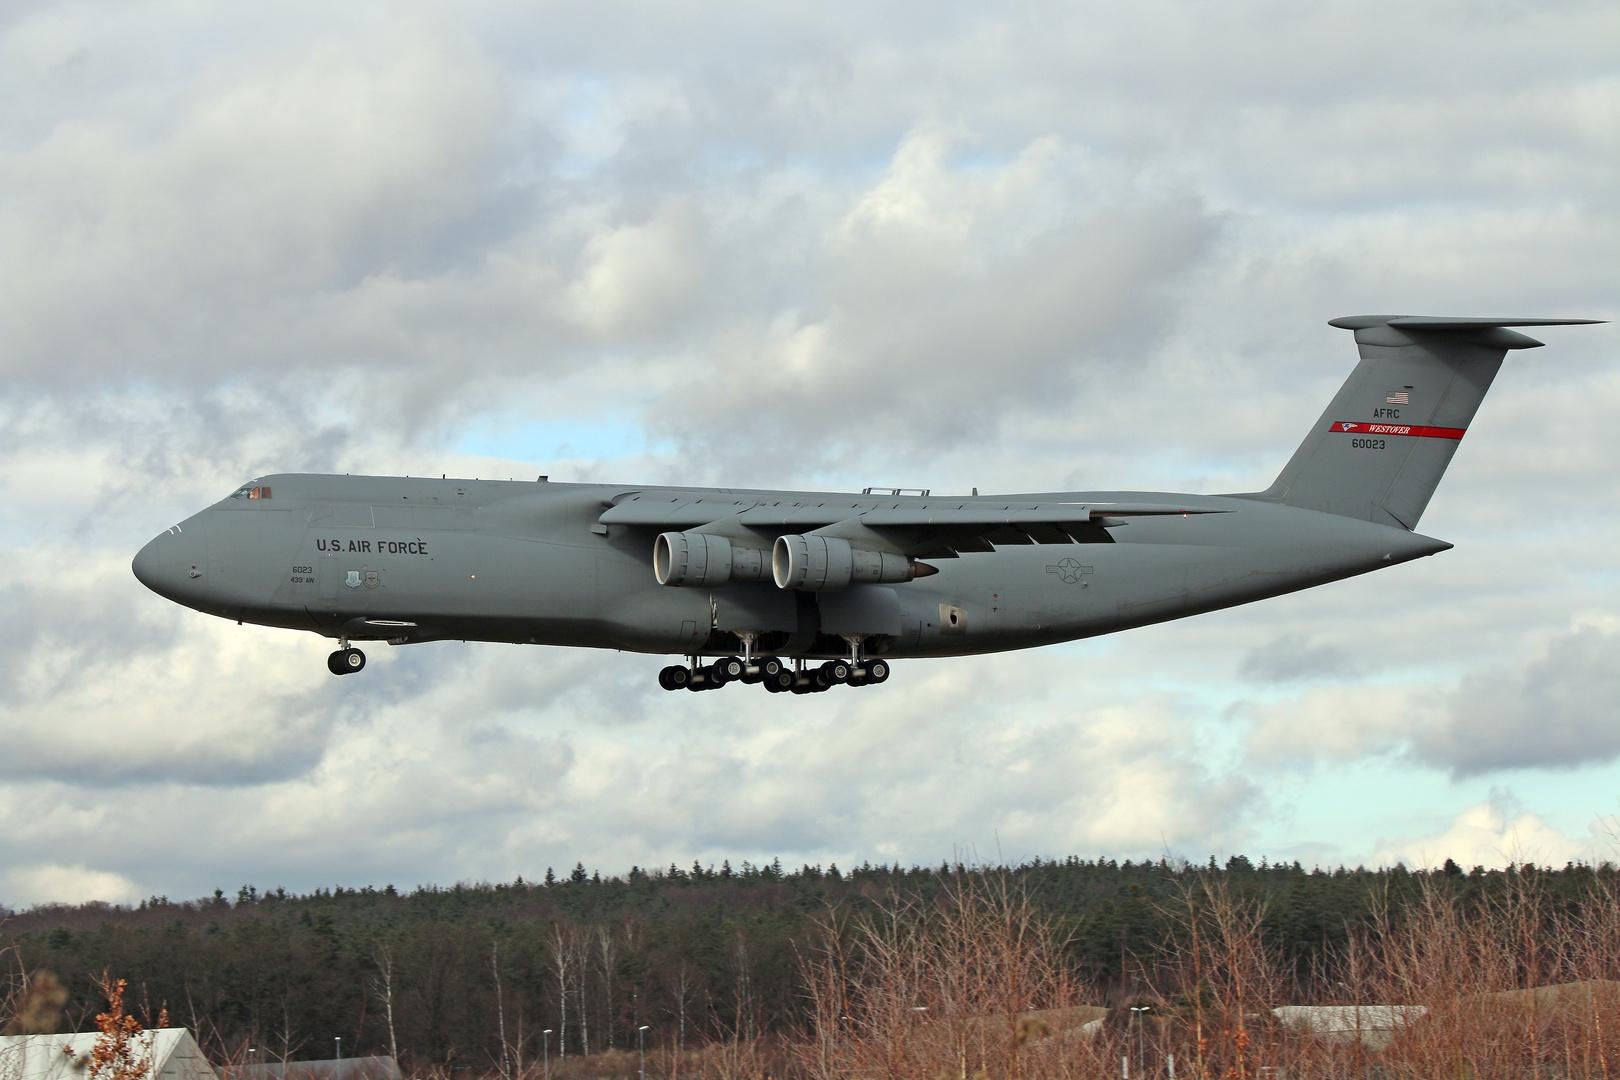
[[554, 926, 592, 1062], [369, 946, 399, 1063], [492, 940, 509, 1080], [668, 962, 699, 1055], [596, 925, 619, 1049]]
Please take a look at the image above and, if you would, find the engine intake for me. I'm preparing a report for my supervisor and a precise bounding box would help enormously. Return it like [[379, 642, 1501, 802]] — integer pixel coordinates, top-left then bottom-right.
[[653, 532, 769, 587], [772, 534, 917, 592]]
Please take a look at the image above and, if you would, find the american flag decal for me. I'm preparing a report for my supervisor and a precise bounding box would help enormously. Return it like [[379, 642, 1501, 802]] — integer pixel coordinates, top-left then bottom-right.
[[1386, 390, 1410, 405]]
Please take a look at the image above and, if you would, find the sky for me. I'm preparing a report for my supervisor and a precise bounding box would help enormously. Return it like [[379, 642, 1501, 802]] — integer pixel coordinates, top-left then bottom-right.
[[1, 0, 1617, 908]]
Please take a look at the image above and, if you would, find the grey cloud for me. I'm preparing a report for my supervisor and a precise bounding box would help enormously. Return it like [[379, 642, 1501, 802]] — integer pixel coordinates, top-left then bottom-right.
[[1240, 634, 1363, 683], [1414, 624, 1620, 777]]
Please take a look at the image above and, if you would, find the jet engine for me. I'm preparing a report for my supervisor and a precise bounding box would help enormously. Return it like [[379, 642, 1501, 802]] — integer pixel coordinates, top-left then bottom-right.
[[772, 534, 919, 592], [653, 531, 769, 587]]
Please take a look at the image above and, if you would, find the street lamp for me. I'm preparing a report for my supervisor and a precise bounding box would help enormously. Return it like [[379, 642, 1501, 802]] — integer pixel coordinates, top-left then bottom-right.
[[1129, 1007, 1150, 1077], [333, 1037, 342, 1080], [638, 1025, 650, 1080], [542, 1030, 552, 1080]]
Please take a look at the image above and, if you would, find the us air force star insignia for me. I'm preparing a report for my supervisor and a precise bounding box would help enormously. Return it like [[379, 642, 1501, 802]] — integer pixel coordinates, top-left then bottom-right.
[[1045, 558, 1093, 586], [345, 570, 362, 588]]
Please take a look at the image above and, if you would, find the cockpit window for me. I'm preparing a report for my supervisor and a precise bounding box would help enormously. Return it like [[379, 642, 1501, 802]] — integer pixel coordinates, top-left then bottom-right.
[[229, 485, 272, 500]]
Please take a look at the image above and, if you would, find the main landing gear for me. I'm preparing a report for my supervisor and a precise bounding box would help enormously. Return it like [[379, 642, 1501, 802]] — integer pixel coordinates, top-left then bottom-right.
[[657, 655, 890, 693], [327, 644, 366, 675]]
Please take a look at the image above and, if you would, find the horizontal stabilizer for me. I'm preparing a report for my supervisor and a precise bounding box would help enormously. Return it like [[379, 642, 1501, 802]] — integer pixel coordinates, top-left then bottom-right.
[[1331, 316, 1603, 329], [1327, 315, 1603, 350]]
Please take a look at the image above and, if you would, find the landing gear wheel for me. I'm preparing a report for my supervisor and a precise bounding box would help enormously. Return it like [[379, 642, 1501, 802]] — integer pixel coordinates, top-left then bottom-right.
[[865, 659, 890, 684], [328, 648, 365, 675], [758, 656, 785, 679], [763, 669, 795, 692], [713, 656, 745, 683], [820, 659, 852, 684], [659, 665, 692, 691]]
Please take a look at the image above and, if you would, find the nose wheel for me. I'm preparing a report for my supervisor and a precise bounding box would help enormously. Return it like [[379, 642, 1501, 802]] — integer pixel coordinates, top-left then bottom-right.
[[328, 647, 366, 675]]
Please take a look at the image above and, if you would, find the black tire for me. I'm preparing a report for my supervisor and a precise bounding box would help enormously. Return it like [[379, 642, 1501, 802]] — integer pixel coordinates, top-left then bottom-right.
[[329, 648, 366, 674], [822, 659, 851, 683], [715, 656, 745, 682], [665, 665, 692, 690], [765, 669, 794, 692], [759, 656, 785, 678], [866, 659, 890, 683]]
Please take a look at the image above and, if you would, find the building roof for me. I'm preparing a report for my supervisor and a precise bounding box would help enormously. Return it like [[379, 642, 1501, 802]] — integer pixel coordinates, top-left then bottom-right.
[[0, 1029, 216, 1080]]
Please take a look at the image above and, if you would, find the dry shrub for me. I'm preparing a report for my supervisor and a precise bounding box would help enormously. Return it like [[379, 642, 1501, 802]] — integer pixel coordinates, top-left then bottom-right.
[[84, 975, 168, 1080], [794, 868, 1620, 1080], [799, 872, 1110, 1080], [1150, 875, 1290, 1080], [1357, 868, 1620, 1079]]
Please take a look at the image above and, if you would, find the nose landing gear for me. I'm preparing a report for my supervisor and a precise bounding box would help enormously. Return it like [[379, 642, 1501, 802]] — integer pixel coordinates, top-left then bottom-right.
[[328, 646, 366, 675]]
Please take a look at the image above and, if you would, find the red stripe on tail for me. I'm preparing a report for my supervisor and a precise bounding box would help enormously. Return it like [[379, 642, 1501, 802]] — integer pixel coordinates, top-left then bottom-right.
[[1329, 421, 1465, 440]]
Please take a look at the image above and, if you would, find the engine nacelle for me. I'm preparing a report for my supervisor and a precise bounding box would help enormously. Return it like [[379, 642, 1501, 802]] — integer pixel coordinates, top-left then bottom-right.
[[653, 532, 769, 587], [772, 534, 915, 592]]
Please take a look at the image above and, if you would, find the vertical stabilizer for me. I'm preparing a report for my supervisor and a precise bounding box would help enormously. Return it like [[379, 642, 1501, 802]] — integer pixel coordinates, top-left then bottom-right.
[[1249, 316, 1599, 529]]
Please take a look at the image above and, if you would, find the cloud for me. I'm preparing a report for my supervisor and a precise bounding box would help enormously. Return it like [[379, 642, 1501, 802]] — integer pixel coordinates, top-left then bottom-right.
[[1373, 800, 1612, 872], [1242, 621, 1620, 778], [1240, 634, 1362, 683], [0, 547, 339, 785], [1414, 622, 1620, 777], [1, 863, 141, 908]]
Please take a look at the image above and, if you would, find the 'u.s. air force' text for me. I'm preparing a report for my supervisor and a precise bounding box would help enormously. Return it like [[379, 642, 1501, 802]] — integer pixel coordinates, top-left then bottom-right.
[[315, 536, 430, 555]]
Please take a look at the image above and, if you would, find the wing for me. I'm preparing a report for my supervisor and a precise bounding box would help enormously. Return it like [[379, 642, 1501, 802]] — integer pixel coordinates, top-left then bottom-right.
[[598, 492, 1227, 558]]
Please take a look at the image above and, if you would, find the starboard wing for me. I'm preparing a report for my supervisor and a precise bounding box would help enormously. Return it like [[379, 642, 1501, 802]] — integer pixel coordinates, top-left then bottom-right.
[[598, 493, 1227, 558]]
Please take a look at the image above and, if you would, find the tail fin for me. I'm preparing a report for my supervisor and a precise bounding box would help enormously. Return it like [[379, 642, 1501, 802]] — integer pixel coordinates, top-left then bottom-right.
[[1248, 316, 1601, 529]]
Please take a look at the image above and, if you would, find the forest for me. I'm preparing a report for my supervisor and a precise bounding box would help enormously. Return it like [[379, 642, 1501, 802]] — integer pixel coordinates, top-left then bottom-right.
[[4, 855, 1618, 1078]]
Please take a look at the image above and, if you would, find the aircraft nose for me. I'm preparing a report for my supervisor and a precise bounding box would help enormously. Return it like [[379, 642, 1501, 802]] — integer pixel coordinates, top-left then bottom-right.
[[132, 523, 207, 605]]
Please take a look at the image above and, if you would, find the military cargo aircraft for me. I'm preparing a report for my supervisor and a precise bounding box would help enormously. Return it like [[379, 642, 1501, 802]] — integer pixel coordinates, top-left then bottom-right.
[[133, 315, 1598, 694]]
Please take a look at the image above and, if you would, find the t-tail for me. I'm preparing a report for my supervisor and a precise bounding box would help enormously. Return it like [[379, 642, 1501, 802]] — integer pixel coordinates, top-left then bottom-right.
[[1246, 316, 1602, 529]]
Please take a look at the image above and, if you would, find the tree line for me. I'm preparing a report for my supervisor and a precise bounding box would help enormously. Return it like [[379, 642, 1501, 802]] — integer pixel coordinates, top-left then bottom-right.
[[2, 855, 1611, 1072]]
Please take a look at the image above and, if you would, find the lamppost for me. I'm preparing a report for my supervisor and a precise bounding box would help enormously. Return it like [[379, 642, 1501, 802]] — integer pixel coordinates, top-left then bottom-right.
[[334, 1037, 342, 1080], [1129, 1006, 1150, 1077], [638, 1025, 650, 1080], [542, 1030, 552, 1080]]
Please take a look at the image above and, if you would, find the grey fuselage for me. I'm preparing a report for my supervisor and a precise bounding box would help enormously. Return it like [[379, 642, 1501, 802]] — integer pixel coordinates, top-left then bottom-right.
[[131, 475, 1449, 661]]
